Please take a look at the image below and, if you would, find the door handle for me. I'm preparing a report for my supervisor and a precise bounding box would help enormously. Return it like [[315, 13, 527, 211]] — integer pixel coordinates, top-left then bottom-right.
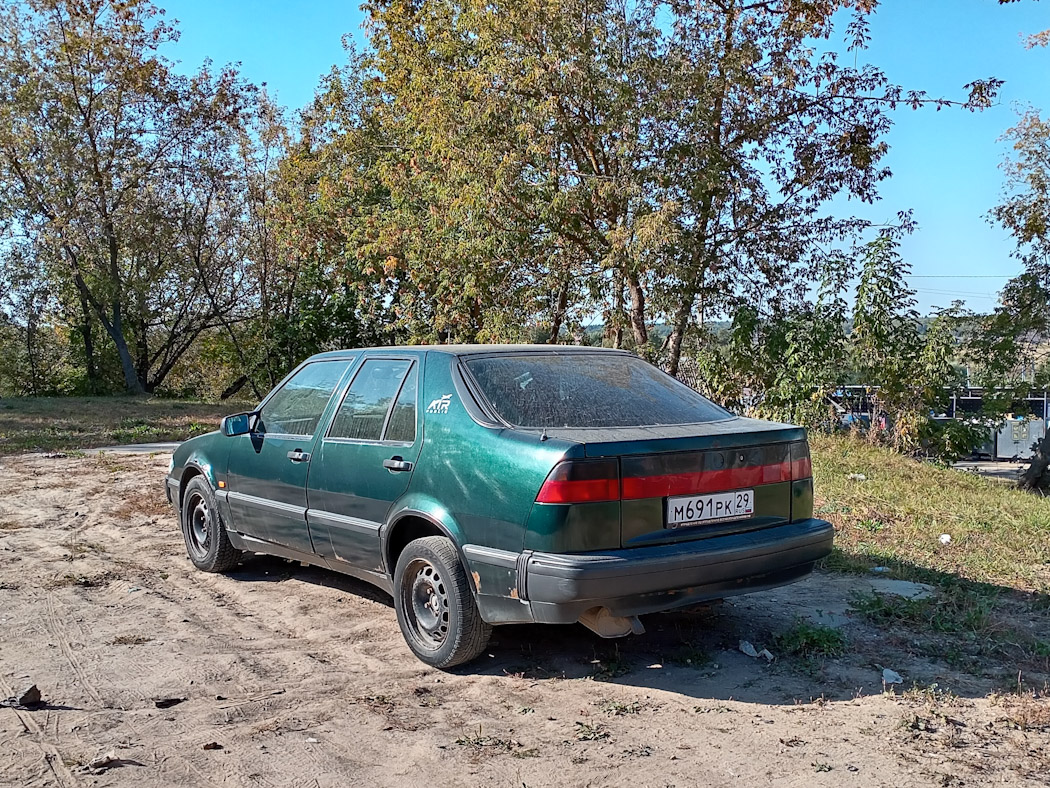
[[383, 456, 413, 472], [287, 449, 311, 463]]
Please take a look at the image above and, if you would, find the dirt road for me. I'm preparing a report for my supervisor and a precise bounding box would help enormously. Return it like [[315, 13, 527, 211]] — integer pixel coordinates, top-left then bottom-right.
[[0, 452, 1046, 786]]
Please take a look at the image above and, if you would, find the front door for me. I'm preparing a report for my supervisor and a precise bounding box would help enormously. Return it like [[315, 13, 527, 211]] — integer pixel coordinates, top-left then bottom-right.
[[226, 359, 352, 553], [308, 357, 421, 572]]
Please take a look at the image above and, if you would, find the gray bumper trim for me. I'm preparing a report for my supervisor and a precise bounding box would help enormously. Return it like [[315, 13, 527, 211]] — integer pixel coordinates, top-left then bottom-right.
[[524, 518, 833, 610]]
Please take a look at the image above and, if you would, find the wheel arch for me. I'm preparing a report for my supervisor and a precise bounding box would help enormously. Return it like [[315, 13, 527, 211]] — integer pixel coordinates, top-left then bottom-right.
[[178, 461, 215, 512], [382, 510, 465, 581]]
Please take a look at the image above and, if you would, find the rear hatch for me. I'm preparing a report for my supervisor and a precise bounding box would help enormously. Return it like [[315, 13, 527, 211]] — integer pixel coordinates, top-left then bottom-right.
[[457, 350, 814, 550], [542, 420, 811, 547]]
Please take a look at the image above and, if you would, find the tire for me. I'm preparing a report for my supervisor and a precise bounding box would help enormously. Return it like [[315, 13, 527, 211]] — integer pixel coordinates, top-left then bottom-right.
[[393, 536, 492, 669], [180, 475, 242, 573]]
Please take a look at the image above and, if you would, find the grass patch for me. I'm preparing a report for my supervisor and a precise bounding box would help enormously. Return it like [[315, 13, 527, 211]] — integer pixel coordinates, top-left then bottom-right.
[[573, 721, 610, 741], [61, 535, 106, 561], [666, 640, 712, 668], [588, 646, 632, 681], [0, 396, 253, 455], [776, 619, 847, 658], [596, 698, 642, 716], [454, 726, 522, 757], [811, 433, 1050, 591], [848, 589, 992, 635], [993, 691, 1050, 731], [850, 588, 1050, 670]]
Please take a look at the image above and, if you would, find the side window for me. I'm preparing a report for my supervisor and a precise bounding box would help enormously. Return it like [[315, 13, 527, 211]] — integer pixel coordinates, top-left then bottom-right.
[[384, 364, 417, 443], [328, 359, 412, 441], [257, 360, 351, 437]]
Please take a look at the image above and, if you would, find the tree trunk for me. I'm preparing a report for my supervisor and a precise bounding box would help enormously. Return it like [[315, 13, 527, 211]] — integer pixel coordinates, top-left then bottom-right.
[[547, 274, 570, 343], [221, 374, 250, 401], [1021, 432, 1050, 491], [24, 309, 39, 395], [108, 307, 145, 394], [105, 224, 146, 394], [666, 294, 695, 377], [77, 289, 98, 392], [608, 270, 625, 349], [626, 272, 648, 347]]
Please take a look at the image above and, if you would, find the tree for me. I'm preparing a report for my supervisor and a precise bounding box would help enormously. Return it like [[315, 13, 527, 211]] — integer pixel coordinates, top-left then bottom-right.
[[979, 105, 1050, 487], [343, 0, 1002, 372], [0, 241, 73, 394], [851, 232, 970, 452], [0, 0, 253, 393]]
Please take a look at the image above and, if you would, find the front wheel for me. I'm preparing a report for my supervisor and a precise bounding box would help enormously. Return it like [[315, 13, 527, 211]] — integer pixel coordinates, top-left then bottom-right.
[[393, 536, 491, 669], [180, 476, 242, 573]]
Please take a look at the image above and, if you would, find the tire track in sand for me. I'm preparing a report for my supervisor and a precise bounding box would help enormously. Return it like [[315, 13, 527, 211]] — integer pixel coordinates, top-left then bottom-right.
[[44, 592, 104, 708], [0, 673, 78, 787]]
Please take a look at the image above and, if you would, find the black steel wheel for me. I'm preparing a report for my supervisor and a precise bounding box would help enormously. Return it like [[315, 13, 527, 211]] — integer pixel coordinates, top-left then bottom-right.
[[393, 536, 491, 668], [180, 475, 242, 573]]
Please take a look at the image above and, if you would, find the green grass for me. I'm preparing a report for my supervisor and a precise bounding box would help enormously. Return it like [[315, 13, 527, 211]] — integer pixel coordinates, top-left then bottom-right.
[[812, 435, 1050, 675], [811, 433, 1050, 592], [776, 619, 847, 658], [596, 698, 643, 716], [848, 589, 993, 635], [848, 587, 1050, 669], [0, 396, 253, 454]]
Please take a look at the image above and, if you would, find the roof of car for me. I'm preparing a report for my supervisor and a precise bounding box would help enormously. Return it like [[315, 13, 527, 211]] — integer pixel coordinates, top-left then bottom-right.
[[307, 344, 630, 361]]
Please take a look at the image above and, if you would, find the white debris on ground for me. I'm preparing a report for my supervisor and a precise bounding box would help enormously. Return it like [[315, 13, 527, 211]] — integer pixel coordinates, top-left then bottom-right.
[[739, 641, 775, 662], [882, 668, 904, 685]]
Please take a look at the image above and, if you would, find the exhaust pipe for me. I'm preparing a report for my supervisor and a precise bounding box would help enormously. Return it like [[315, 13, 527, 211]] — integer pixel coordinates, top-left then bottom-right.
[[578, 607, 645, 638]]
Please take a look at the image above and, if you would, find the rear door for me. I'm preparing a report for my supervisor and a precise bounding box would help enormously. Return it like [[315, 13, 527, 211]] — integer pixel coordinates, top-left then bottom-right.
[[225, 359, 352, 553], [307, 356, 422, 571]]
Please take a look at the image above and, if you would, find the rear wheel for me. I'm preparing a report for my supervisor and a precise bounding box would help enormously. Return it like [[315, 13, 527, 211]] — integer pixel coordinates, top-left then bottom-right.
[[393, 536, 491, 668], [181, 476, 242, 573]]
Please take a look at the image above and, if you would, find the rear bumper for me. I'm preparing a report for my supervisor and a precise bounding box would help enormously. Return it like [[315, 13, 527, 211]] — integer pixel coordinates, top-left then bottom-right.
[[521, 518, 833, 623]]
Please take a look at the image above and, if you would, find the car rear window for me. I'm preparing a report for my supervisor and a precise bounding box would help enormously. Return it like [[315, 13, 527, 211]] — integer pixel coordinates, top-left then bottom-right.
[[463, 353, 731, 428]]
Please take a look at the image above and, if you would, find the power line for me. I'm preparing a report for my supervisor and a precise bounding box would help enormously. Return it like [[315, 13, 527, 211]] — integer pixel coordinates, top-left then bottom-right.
[[908, 275, 1012, 279], [913, 289, 996, 298]]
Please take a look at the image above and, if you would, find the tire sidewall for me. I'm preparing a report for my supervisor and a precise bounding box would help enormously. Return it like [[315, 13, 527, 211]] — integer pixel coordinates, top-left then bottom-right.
[[181, 476, 222, 571], [393, 538, 470, 668]]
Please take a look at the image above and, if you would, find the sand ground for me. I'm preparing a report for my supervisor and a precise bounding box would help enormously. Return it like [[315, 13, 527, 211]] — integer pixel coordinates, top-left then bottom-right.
[[0, 451, 1047, 787]]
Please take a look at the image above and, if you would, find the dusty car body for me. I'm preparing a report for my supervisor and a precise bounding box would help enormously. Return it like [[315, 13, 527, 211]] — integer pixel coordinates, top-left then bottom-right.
[[166, 345, 833, 667]]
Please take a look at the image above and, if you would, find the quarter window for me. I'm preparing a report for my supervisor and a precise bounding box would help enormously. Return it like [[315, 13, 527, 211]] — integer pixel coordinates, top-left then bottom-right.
[[385, 365, 418, 443], [257, 360, 351, 437], [328, 359, 413, 441]]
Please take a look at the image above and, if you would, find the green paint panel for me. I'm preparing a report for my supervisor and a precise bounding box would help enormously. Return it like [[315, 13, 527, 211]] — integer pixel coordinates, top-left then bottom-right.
[[791, 478, 814, 521], [524, 501, 621, 552]]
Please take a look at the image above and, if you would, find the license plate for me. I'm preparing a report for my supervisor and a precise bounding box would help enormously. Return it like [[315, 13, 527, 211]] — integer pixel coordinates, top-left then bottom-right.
[[665, 490, 754, 529]]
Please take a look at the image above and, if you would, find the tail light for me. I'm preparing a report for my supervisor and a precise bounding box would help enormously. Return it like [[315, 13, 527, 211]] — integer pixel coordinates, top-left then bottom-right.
[[790, 441, 812, 480], [535, 459, 620, 503], [537, 443, 810, 504]]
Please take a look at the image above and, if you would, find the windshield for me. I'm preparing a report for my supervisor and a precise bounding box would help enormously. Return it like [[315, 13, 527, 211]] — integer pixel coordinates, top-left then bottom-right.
[[463, 353, 732, 429]]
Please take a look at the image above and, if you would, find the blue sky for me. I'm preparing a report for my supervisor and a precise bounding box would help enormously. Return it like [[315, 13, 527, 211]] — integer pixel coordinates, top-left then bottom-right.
[[161, 0, 1050, 315]]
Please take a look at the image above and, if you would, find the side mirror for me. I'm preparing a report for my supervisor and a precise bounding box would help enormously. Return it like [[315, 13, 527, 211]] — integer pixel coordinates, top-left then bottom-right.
[[220, 412, 255, 437]]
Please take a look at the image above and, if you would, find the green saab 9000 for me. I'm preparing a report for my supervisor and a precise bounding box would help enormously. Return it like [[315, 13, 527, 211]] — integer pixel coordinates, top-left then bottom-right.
[[165, 345, 833, 668]]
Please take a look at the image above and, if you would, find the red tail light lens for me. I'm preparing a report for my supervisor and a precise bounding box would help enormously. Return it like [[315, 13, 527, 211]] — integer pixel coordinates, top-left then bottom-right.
[[790, 441, 812, 480], [536, 459, 620, 503]]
